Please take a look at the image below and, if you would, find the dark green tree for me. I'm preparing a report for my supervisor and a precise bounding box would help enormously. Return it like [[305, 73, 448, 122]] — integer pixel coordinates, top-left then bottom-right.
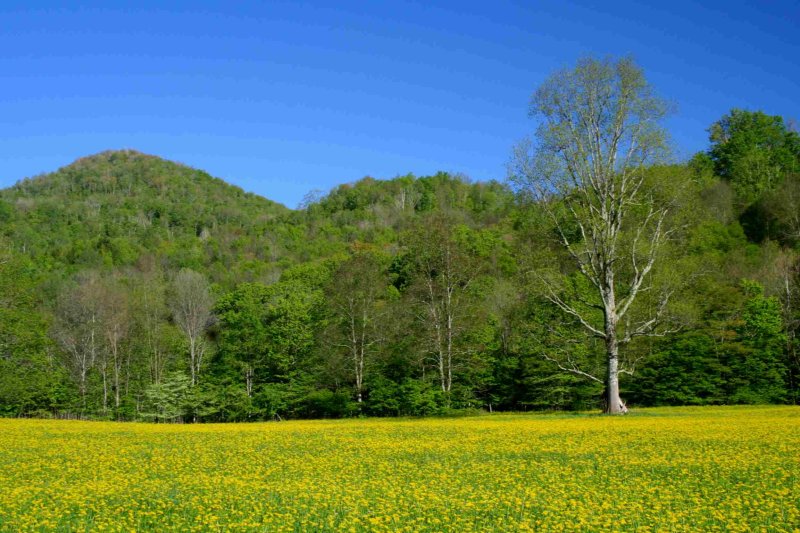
[[0, 245, 57, 416], [727, 281, 787, 403]]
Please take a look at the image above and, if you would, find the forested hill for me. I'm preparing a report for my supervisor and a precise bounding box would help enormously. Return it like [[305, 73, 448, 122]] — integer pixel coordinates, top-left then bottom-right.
[[1, 106, 799, 421], [0, 149, 513, 286], [0, 150, 291, 287]]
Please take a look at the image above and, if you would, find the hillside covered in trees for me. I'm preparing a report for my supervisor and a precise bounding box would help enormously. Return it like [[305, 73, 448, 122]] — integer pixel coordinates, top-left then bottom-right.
[[1, 100, 799, 419]]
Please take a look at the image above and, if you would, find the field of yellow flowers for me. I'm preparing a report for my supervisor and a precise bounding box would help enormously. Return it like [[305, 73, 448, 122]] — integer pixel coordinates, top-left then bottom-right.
[[0, 406, 798, 532]]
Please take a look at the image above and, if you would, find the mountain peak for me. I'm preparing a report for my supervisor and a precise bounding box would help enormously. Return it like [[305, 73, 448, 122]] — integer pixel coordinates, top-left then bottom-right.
[[0, 149, 290, 283], [67, 149, 166, 168], [6, 150, 286, 211]]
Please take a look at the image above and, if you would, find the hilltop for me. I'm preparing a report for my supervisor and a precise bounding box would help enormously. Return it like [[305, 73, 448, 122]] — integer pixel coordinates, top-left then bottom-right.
[[0, 150, 292, 286]]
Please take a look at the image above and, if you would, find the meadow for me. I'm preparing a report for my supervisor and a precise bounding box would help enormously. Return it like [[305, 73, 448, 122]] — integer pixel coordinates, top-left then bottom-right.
[[0, 406, 798, 532]]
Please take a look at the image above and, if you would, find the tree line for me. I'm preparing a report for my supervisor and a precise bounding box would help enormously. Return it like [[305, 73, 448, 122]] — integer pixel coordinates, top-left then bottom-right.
[[1, 57, 798, 420]]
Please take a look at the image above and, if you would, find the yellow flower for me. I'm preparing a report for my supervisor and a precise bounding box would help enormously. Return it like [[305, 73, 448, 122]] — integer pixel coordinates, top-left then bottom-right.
[[0, 406, 797, 531]]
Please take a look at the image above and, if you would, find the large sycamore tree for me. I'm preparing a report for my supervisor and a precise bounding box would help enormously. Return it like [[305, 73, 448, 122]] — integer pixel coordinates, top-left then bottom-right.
[[510, 56, 677, 413]]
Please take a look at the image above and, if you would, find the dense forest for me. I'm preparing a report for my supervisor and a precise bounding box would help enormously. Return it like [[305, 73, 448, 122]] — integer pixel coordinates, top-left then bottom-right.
[[1, 61, 799, 420]]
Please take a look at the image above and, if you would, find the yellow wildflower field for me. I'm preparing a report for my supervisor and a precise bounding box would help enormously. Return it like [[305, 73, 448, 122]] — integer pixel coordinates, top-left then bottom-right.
[[0, 406, 798, 532]]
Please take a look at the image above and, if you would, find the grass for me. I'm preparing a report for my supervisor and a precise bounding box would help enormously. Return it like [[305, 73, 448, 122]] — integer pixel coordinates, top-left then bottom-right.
[[1, 406, 798, 532]]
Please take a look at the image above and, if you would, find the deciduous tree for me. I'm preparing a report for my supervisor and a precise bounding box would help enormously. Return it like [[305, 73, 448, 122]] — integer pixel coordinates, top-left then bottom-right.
[[404, 214, 484, 400], [324, 248, 390, 403], [709, 109, 800, 205], [171, 269, 213, 386], [510, 56, 676, 413]]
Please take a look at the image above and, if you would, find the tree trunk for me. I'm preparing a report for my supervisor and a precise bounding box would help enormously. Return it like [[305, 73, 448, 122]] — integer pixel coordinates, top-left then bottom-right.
[[112, 338, 121, 410], [605, 354, 626, 414], [445, 290, 453, 394], [101, 364, 108, 413], [79, 366, 87, 408], [245, 365, 253, 397], [604, 302, 628, 414], [355, 347, 364, 403], [189, 337, 196, 386]]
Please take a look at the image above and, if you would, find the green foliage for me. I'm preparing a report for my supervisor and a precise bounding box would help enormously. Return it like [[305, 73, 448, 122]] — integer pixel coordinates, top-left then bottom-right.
[[0, 266, 57, 415], [729, 281, 787, 403], [709, 109, 800, 206], [299, 389, 358, 418], [629, 332, 728, 406], [215, 279, 321, 400], [628, 279, 789, 407], [142, 372, 192, 422], [0, 150, 288, 287], [741, 174, 800, 246], [2, 113, 800, 421]]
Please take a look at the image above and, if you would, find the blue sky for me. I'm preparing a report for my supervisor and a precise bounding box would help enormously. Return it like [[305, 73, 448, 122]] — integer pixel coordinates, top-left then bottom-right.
[[1, 1, 798, 207]]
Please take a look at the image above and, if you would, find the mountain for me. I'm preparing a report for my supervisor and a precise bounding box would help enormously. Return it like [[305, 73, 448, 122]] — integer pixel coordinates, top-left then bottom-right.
[[0, 150, 513, 288], [0, 150, 291, 287]]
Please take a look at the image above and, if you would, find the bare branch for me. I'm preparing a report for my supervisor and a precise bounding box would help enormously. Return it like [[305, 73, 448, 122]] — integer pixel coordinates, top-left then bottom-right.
[[531, 269, 606, 339], [541, 352, 604, 383]]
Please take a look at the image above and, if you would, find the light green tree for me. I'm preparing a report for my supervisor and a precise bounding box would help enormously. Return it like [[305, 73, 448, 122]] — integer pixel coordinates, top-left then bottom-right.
[[510, 56, 677, 413]]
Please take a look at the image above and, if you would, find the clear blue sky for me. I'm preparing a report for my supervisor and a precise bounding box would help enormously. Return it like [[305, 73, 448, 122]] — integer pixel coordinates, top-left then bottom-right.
[[1, 1, 798, 207]]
